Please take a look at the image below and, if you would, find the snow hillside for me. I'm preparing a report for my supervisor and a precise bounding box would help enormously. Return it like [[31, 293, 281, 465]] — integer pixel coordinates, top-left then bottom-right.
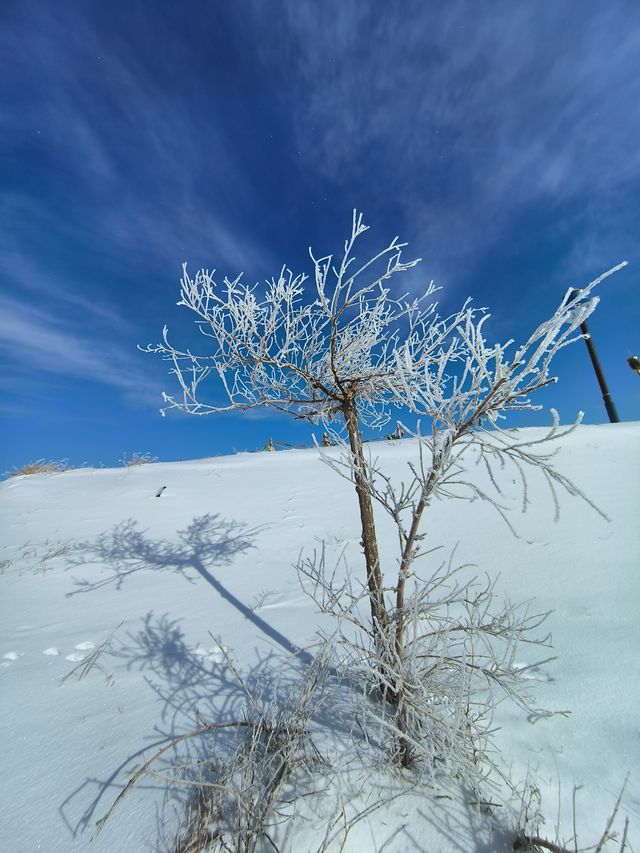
[[1, 422, 638, 852]]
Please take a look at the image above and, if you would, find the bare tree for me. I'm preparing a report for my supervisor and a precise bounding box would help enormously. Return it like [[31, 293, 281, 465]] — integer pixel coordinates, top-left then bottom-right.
[[144, 211, 625, 695], [145, 211, 433, 638]]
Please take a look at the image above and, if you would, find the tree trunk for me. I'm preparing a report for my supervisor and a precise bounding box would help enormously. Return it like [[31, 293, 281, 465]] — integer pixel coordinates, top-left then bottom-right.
[[341, 398, 389, 643]]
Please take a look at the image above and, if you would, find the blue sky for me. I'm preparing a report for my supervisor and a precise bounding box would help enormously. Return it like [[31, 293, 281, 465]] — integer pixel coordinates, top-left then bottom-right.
[[1, 0, 639, 471]]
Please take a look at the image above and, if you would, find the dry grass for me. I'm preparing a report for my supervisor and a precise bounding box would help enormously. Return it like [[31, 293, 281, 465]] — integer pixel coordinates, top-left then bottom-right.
[[0, 538, 76, 577], [60, 622, 123, 687], [7, 459, 71, 477], [120, 452, 159, 467], [97, 647, 330, 851], [513, 775, 631, 852]]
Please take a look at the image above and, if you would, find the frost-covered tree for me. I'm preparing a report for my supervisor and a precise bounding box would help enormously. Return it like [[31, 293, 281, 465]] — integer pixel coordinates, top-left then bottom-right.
[[144, 212, 625, 678]]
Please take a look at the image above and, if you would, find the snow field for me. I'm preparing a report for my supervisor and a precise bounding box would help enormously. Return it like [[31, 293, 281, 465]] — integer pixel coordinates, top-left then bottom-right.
[[0, 423, 638, 851]]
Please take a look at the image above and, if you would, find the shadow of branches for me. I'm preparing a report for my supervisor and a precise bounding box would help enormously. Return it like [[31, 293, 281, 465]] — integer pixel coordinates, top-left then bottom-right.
[[60, 521, 509, 851], [121, 612, 304, 734], [59, 516, 320, 844], [59, 611, 334, 847], [67, 513, 311, 662]]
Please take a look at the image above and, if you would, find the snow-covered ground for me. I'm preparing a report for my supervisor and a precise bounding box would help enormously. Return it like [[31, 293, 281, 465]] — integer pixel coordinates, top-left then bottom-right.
[[1, 423, 638, 851]]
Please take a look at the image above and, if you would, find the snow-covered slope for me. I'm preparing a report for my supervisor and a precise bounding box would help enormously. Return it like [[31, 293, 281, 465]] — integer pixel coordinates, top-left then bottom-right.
[[1, 423, 638, 851]]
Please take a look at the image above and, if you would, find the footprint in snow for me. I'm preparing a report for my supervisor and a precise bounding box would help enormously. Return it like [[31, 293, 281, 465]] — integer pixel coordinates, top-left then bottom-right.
[[43, 647, 60, 656], [64, 641, 96, 662], [3, 651, 20, 661]]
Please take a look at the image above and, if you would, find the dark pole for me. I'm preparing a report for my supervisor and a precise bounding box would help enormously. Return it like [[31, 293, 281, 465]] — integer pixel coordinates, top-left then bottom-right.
[[570, 289, 620, 423], [578, 318, 620, 423]]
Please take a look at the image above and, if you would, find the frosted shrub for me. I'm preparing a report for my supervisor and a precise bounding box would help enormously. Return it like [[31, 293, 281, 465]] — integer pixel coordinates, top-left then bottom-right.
[[144, 212, 624, 777]]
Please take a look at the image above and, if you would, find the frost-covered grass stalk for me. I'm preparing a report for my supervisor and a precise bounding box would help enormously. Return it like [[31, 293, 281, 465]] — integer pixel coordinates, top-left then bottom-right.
[[513, 774, 631, 852], [145, 211, 625, 767], [97, 645, 330, 852]]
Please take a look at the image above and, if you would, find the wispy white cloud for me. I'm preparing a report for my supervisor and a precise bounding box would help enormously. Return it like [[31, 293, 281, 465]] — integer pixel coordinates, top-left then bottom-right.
[[0, 292, 161, 407], [1, 1, 637, 346], [0, 5, 275, 277], [0, 247, 134, 330], [258, 1, 640, 275], [7, 0, 637, 290]]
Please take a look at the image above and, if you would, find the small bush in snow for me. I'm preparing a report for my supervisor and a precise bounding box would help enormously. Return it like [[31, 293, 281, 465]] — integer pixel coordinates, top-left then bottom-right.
[[145, 210, 623, 725], [298, 543, 558, 787], [120, 451, 159, 467], [97, 647, 330, 852], [7, 459, 71, 477]]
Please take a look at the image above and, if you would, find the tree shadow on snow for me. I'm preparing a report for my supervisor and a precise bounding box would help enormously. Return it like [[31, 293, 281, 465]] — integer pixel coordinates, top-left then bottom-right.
[[60, 520, 510, 851], [59, 609, 507, 852], [66, 513, 312, 663], [59, 516, 323, 844], [58, 612, 348, 848]]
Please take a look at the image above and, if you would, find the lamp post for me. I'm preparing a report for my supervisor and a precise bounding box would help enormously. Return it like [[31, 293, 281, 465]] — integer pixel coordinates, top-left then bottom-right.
[[570, 289, 620, 424], [628, 355, 640, 376]]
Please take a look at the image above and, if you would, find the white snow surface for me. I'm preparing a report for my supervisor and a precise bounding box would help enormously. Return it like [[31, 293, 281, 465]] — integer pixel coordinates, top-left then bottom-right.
[[1, 423, 638, 852]]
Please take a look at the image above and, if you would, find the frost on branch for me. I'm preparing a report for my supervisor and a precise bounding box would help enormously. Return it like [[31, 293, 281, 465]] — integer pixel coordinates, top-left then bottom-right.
[[143, 211, 625, 439], [144, 210, 436, 427], [144, 211, 626, 694]]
